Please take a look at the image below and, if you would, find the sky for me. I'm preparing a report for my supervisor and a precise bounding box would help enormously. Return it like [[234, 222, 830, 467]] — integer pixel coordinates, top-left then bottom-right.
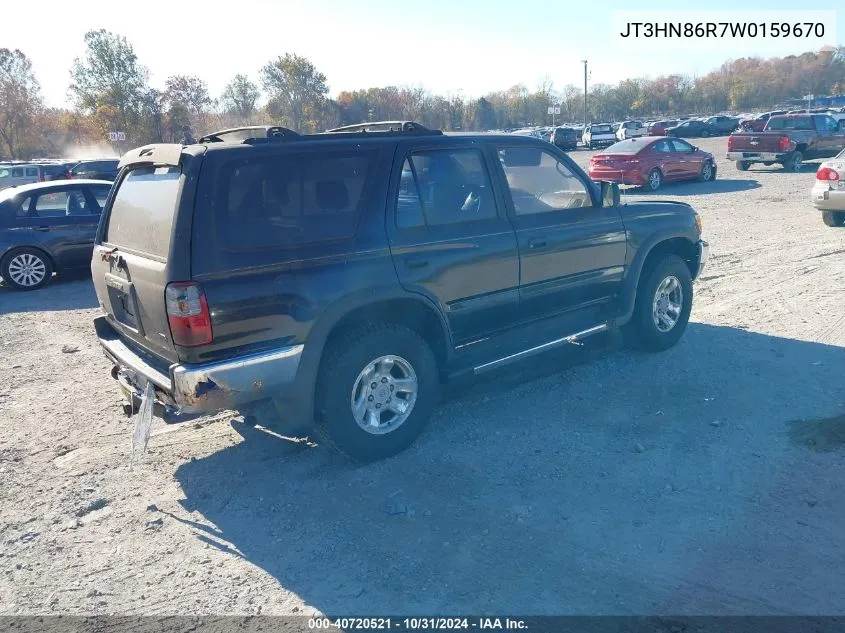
[[1, 0, 842, 109]]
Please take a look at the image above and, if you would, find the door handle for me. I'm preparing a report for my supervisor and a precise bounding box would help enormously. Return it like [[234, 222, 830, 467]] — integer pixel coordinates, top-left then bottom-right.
[[527, 239, 547, 249], [33, 226, 50, 232], [405, 258, 428, 270]]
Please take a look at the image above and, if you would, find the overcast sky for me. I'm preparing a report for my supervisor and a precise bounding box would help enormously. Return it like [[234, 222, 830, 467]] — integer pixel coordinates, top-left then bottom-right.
[[1, 0, 841, 108]]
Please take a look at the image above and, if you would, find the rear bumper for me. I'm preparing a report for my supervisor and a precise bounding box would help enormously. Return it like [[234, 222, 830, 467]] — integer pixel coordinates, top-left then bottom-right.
[[811, 183, 845, 211], [95, 315, 304, 415], [726, 151, 788, 163], [589, 168, 645, 186]]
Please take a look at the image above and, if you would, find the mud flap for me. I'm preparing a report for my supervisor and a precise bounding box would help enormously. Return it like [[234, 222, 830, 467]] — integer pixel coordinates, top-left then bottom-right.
[[129, 380, 156, 470]]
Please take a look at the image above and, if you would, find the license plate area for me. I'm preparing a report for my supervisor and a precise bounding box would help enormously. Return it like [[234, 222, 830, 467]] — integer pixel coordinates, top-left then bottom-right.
[[105, 273, 143, 334], [742, 152, 762, 158]]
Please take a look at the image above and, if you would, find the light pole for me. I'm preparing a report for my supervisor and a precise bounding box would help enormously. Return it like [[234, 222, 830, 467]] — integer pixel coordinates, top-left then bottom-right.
[[582, 60, 588, 128]]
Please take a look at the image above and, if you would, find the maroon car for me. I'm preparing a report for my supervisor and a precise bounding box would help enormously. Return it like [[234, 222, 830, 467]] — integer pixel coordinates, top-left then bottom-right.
[[588, 136, 717, 191], [647, 120, 679, 136]]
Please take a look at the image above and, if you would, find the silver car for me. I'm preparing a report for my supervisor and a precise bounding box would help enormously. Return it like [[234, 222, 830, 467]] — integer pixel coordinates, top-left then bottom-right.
[[811, 148, 845, 227], [0, 164, 44, 191]]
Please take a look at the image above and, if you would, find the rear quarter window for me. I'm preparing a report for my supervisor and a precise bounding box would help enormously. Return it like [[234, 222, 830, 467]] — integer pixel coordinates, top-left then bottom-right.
[[103, 166, 181, 258], [209, 151, 374, 252]]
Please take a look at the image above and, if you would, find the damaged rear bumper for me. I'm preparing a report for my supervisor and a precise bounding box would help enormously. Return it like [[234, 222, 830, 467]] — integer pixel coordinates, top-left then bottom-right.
[[95, 315, 304, 415]]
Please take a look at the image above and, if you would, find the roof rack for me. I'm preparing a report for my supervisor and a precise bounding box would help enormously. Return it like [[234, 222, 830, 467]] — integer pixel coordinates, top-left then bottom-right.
[[325, 121, 441, 135], [197, 126, 300, 144]]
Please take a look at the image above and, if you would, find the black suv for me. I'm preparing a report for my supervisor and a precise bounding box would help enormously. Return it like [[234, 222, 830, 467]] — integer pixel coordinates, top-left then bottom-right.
[[91, 123, 709, 462], [69, 159, 120, 181]]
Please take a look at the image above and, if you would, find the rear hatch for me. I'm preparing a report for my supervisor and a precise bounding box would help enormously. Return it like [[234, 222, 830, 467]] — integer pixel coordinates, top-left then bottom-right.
[[91, 145, 201, 365]]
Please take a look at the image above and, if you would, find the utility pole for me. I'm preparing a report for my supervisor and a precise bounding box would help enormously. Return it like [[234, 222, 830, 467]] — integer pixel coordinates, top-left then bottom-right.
[[582, 60, 588, 128]]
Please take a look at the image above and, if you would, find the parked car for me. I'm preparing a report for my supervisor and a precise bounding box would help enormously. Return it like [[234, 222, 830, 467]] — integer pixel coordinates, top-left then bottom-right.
[[727, 113, 845, 172], [0, 164, 48, 191], [589, 136, 717, 192], [550, 126, 578, 150], [647, 120, 679, 136], [738, 111, 787, 132], [811, 149, 845, 227], [665, 119, 720, 138], [701, 116, 740, 135], [41, 162, 77, 181], [90, 123, 708, 462], [582, 123, 617, 149], [616, 121, 646, 140], [0, 180, 113, 290], [68, 159, 120, 181]]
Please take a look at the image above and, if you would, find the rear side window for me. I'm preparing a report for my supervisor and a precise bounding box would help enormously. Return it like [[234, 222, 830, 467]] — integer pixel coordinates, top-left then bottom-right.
[[104, 166, 181, 258], [213, 152, 372, 250]]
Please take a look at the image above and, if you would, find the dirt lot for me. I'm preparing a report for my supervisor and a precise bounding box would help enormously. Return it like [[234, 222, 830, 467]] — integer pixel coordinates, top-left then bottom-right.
[[1, 136, 844, 617]]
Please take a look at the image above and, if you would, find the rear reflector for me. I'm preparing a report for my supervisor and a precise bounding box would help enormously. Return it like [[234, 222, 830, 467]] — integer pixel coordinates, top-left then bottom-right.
[[727, 135, 734, 151], [779, 135, 790, 151], [817, 166, 840, 182], [165, 282, 212, 346]]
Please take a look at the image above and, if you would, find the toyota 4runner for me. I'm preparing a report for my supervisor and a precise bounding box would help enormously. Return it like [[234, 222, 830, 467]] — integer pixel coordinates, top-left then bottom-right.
[[92, 122, 709, 462]]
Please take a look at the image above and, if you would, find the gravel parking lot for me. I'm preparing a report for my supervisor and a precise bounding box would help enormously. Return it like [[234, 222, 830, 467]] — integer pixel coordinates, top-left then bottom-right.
[[1, 136, 844, 617]]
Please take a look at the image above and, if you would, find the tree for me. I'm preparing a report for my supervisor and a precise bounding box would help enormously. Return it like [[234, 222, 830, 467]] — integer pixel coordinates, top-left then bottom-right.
[[260, 54, 329, 132], [473, 97, 496, 130], [69, 30, 148, 143], [0, 49, 43, 159], [221, 74, 260, 121], [164, 75, 213, 113]]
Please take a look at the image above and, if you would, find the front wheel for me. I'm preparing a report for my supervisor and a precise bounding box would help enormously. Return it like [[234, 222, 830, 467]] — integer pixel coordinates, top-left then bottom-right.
[[624, 255, 693, 352], [1, 247, 53, 291], [315, 323, 439, 462], [698, 160, 716, 182], [822, 210, 845, 227], [699, 129, 710, 138]]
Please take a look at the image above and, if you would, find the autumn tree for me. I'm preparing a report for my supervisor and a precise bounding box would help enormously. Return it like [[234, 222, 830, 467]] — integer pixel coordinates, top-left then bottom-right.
[[260, 54, 328, 132], [0, 49, 43, 159], [220, 74, 260, 121], [69, 30, 148, 144], [164, 75, 213, 113]]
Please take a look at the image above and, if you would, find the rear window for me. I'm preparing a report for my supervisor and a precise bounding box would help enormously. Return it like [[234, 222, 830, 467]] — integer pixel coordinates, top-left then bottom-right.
[[591, 125, 613, 133], [766, 117, 813, 131], [604, 139, 648, 154], [103, 166, 181, 258], [210, 151, 373, 251]]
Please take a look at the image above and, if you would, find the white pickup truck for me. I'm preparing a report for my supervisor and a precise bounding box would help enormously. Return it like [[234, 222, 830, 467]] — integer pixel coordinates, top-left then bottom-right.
[[616, 120, 646, 140], [583, 123, 617, 149]]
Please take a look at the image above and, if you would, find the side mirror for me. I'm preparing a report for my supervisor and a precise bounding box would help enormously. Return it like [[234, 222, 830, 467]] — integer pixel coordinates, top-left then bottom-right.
[[600, 181, 620, 208]]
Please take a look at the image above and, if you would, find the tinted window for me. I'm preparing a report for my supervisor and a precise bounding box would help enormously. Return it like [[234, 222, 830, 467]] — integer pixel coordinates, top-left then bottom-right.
[[104, 166, 181, 258], [498, 148, 592, 215], [767, 117, 813, 131], [591, 125, 613, 133], [214, 152, 371, 250], [11, 168, 22, 177], [395, 149, 497, 229], [605, 139, 647, 154], [89, 185, 111, 211], [669, 139, 694, 153], [25, 167, 39, 177], [652, 140, 673, 153], [11, 196, 32, 218]]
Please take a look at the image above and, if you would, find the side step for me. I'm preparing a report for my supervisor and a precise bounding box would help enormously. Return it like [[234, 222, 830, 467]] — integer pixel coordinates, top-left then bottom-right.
[[472, 323, 610, 375]]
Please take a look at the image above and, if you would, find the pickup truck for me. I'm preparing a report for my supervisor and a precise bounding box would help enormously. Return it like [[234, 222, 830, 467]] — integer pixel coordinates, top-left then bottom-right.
[[727, 114, 845, 172], [583, 123, 617, 149]]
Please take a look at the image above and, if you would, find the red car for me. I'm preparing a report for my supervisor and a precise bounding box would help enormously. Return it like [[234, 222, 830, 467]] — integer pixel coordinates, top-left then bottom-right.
[[588, 136, 717, 191], [646, 120, 679, 136]]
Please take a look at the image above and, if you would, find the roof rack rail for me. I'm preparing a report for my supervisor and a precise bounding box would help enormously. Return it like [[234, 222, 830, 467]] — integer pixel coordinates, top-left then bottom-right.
[[325, 121, 441, 135], [198, 126, 300, 144]]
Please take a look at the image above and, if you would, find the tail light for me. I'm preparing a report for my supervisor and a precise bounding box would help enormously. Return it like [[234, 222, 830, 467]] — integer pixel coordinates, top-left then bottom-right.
[[779, 135, 790, 151], [727, 135, 735, 151], [165, 282, 213, 346], [817, 166, 840, 182]]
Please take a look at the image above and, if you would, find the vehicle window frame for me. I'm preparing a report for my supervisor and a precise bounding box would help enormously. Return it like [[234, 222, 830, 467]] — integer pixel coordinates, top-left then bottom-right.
[[392, 146, 501, 232], [493, 144, 598, 217], [668, 139, 695, 153]]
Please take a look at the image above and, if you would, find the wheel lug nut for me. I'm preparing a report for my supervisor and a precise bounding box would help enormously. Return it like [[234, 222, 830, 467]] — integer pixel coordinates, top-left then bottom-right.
[[371, 382, 377, 389], [368, 395, 374, 402], [389, 385, 394, 391], [375, 403, 381, 409], [381, 377, 388, 383]]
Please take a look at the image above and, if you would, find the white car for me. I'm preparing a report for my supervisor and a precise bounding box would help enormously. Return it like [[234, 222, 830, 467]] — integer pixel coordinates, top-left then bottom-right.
[[0, 164, 44, 191], [616, 120, 646, 140], [811, 149, 845, 227]]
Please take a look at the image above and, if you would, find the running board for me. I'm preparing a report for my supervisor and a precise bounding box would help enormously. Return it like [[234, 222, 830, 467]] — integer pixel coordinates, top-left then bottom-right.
[[472, 323, 610, 375]]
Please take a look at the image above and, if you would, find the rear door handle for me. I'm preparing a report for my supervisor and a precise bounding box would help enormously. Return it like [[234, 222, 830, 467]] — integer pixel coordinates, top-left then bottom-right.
[[405, 258, 428, 270], [528, 239, 547, 249]]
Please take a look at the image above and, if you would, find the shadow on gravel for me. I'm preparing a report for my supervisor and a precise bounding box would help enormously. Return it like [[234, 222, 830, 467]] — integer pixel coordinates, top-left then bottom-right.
[[0, 276, 98, 314], [622, 179, 761, 197], [175, 324, 845, 615]]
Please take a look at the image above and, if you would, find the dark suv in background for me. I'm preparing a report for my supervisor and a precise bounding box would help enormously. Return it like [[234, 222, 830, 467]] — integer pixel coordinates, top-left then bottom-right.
[[91, 123, 709, 462], [550, 126, 578, 151], [69, 159, 120, 181]]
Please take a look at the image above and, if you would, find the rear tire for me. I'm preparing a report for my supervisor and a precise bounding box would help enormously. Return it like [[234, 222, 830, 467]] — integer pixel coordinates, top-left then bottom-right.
[[822, 210, 845, 227], [784, 151, 803, 172], [624, 255, 693, 352], [1, 247, 53, 291], [645, 168, 662, 192], [736, 160, 750, 171], [315, 323, 439, 463]]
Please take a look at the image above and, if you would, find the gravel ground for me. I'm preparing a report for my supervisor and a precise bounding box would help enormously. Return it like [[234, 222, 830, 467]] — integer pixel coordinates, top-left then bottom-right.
[[1, 136, 844, 617]]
